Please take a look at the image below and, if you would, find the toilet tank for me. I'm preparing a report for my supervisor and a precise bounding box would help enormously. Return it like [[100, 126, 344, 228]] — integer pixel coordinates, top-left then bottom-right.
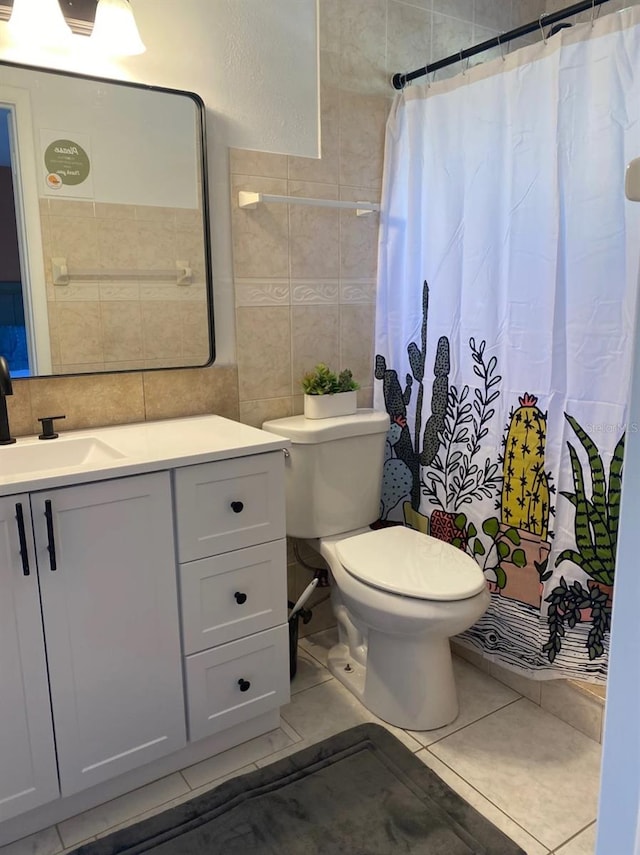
[[262, 410, 390, 539]]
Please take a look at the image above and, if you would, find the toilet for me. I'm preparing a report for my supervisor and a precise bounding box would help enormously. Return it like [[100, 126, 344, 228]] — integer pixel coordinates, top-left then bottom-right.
[[262, 409, 489, 731]]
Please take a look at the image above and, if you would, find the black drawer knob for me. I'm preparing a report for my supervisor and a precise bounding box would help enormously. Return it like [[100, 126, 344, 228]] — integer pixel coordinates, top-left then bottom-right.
[[234, 591, 247, 605], [230, 501, 244, 513], [238, 678, 251, 692]]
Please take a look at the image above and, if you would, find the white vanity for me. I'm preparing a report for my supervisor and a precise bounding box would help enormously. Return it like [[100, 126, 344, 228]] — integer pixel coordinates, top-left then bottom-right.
[[0, 415, 290, 845]]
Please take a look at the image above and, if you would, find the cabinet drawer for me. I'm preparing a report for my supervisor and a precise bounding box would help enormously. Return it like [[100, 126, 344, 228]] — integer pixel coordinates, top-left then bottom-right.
[[185, 625, 290, 742], [174, 452, 286, 562], [180, 540, 287, 655]]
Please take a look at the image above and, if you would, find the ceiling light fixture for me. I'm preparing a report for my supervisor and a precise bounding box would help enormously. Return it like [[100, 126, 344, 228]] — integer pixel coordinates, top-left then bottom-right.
[[90, 0, 145, 56], [8, 0, 73, 48]]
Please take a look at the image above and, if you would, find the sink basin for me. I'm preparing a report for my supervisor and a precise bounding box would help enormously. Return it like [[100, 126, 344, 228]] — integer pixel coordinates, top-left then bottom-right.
[[0, 437, 126, 477]]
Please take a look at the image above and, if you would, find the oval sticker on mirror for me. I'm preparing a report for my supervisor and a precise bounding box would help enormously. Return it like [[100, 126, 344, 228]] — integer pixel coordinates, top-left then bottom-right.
[[44, 139, 91, 186]]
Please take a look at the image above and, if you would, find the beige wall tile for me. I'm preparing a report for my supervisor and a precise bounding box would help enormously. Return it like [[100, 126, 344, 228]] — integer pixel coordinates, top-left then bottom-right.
[[387, 1, 433, 79], [540, 679, 604, 743], [48, 199, 94, 218], [515, 0, 547, 26], [141, 302, 182, 361], [136, 222, 177, 270], [292, 305, 340, 388], [432, 0, 474, 20], [475, 0, 514, 30], [289, 181, 340, 279], [134, 205, 177, 224], [236, 306, 292, 401], [29, 373, 145, 433], [231, 176, 289, 279], [57, 302, 103, 366], [49, 216, 99, 269], [489, 661, 543, 704], [143, 365, 239, 422], [339, 0, 388, 95], [230, 149, 288, 179], [94, 202, 136, 220], [432, 13, 474, 71], [340, 303, 375, 387], [181, 302, 212, 363], [239, 396, 293, 428], [101, 302, 143, 363], [97, 220, 140, 270], [319, 0, 339, 52], [339, 187, 380, 280], [338, 91, 388, 189], [6, 379, 33, 438]]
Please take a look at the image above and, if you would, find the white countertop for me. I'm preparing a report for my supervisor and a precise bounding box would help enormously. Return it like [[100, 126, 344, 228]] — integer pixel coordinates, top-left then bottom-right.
[[0, 415, 289, 496]]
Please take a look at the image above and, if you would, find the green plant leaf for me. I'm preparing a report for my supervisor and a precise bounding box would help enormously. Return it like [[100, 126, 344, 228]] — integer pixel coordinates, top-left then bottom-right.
[[504, 528, 521, 545], [452, 537, 462, 549], [494, 566, 507, 588], [482, 517, 500, 539], [473, 539, 485, 556], [497, 541, 510, 559], [511, 548, 527, 568], [467, 522, 477, 538], [454, 513, 467, 531]]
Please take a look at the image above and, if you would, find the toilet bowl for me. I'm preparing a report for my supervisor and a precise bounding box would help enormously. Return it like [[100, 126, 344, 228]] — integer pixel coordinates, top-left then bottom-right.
[[317, 527, 489, 731], [261, 411, 489, 732]]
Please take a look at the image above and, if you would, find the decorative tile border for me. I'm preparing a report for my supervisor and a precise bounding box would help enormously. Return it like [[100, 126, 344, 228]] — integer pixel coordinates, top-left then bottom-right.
[[291, 280, 339, 304], [235, 279, 291, 306], [340, 279, 377, 304]]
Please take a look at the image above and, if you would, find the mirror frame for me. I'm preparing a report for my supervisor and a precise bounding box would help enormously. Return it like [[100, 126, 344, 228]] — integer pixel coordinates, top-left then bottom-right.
[[0, 58, 215, 377]]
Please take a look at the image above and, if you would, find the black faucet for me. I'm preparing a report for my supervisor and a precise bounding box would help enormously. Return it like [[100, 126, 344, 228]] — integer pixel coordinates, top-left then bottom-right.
[[0, 356, 16, 445]]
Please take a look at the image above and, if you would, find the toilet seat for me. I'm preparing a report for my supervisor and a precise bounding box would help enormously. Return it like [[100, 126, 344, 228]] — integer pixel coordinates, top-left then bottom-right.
[[334, 526, 486, 601]]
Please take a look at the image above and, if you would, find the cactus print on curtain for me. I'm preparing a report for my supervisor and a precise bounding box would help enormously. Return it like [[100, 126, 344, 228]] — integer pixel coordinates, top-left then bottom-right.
[[374, 12, 640, 680]]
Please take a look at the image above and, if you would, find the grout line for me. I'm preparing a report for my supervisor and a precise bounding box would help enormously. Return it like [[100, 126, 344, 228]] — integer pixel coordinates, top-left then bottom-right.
[[551, 819, 597, 854], [178, 769, 192, 791], [422, 696, 525, 748], [421, 749, 552, 852]]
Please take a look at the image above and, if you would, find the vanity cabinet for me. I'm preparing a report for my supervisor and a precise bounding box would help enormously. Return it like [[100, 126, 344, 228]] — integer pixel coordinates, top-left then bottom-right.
[[0, 417, 291, 840], [0, 472, 185, 820], [174, 452, 290, 742]]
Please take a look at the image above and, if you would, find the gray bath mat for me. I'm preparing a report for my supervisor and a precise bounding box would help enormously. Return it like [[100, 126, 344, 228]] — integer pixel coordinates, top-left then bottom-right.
[[70, 723, 525, 854]]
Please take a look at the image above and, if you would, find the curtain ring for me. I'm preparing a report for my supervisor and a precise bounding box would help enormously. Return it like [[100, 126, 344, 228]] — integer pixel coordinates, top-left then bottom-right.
[[539, 14, 548, 44], [497, 33, 506, 62], [460, 48, 470, 75], [591, 0, 601, 27]]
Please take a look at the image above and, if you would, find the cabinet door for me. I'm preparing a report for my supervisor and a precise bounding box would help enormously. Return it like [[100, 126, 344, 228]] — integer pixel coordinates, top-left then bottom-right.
[[0, 495, 59, 821], [33, 472, 186, 796]]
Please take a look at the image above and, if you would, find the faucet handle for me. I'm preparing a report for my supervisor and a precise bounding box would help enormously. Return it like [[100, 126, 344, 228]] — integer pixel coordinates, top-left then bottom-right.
[[38, 415, 66, 440]]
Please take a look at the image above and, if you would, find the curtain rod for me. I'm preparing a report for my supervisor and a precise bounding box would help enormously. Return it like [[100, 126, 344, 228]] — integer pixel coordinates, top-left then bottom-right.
[[391, 0, 613, 90]]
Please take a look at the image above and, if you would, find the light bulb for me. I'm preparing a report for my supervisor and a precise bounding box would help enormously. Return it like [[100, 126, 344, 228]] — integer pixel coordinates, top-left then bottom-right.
[[8, 0, 73, 48], [90, 0, 146, 57]]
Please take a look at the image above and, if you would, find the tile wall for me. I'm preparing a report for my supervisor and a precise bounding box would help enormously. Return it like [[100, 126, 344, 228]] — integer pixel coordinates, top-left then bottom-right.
[[39, 199, 210, 374]]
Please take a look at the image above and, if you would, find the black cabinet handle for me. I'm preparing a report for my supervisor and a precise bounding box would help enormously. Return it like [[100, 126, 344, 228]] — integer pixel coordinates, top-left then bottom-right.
[[230, 501, 244, 513], [238, 678, 251, 692], [15, 503, 30, 576], [44, 500, 57, 572], [234, 591, 247, 605]]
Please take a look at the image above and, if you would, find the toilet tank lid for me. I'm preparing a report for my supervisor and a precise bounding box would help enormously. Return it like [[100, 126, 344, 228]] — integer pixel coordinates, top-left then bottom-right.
[[262, 409, 390, 443]]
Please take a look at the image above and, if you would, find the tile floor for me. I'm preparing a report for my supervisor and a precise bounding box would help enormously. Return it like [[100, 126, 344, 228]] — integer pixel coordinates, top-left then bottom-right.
[[0, 628, 602, 855]]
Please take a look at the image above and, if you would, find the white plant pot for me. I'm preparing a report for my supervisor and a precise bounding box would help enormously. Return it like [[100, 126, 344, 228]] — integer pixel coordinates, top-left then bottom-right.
[[304, 391, 357, 419]]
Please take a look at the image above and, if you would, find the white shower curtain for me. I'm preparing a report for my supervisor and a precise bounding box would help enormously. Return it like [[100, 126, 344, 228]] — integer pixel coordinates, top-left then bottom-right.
[[374, 7, 640, 680]]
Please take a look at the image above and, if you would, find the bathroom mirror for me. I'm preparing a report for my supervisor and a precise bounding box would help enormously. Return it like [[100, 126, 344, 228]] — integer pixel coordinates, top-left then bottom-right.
[[0, 60, 214, 377]]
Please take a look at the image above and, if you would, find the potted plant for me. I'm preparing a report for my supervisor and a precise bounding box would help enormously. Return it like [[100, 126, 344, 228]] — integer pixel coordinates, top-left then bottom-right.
[[301, 363, 360, 419], [543, 413, 624, 663]]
